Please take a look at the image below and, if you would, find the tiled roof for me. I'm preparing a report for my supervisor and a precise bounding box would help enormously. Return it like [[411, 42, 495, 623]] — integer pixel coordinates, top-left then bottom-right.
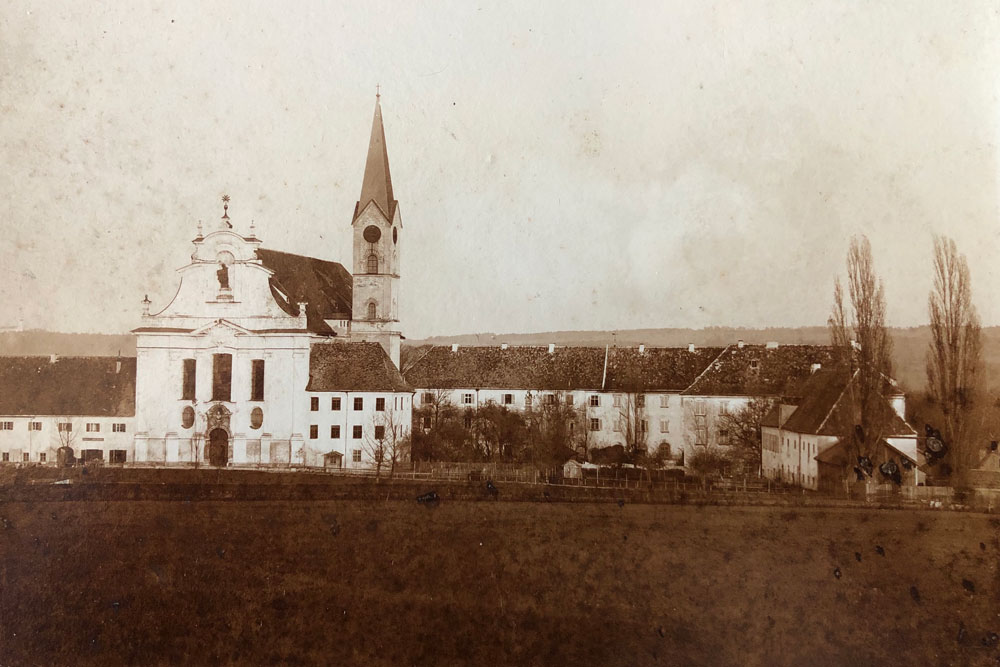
[[773, 367, 915, 437], [403, 346, 606, 390], [605, 346, 725, 392], [307, 342, 411, 392], [256, 249, 353, 334], [683, 344, 842, 396], [402, 345, 726, 392], [0, 356, 136, 417]]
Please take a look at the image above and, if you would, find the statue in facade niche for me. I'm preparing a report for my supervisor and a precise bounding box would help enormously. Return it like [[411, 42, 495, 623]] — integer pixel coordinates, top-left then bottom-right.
[[217, 262, 230, 290]]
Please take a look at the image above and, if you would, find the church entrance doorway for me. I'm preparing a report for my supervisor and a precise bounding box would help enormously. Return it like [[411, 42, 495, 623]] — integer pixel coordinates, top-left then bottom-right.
[[208, 428, 229, 467]]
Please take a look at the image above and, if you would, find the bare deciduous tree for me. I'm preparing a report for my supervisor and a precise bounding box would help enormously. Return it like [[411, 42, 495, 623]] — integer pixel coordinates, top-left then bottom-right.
[[363, 405, 411, 481], [718, 396, 773, 476], [828, 235, 895, 479], [926, 235, 983, 482]]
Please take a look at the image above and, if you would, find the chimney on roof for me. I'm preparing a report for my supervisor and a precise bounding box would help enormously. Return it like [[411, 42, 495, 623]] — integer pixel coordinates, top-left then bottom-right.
[[766, 341, 779, 349], [49, 354, 58, 364], [451, 344, 459, 353], [548, 343, 555, 354], [737, 340, 745, 349], [501, 343, 508, 350], [811, 363, 822, 374], [688, 343, 695, 353]]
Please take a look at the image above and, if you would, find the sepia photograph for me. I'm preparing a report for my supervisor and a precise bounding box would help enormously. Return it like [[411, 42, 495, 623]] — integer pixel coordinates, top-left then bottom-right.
[[1, 2, 999, 665]]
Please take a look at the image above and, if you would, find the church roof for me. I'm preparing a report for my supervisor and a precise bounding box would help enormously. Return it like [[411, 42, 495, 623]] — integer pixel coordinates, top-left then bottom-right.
[[0, 356, 136, 417], [353, 95, 397, 222], [256, 249, 353, 334], [307, 342, 411, 392]]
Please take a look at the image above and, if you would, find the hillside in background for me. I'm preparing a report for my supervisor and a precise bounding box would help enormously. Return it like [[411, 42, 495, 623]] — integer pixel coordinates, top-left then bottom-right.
[[4, 326, 1000, 393]]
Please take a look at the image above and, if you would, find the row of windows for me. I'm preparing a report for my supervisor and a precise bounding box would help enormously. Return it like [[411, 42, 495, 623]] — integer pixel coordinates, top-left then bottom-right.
[[0, 421, 126, 433], [310, 396, 401, 412], [181, 356, 265, 402], [1, 452, 45, 462], [423, 392, 675, 408], [308, 425, 403, 441]]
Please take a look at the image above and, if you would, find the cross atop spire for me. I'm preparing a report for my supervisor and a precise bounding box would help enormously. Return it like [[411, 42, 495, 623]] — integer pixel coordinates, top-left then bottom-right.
[[354, 92, 395, 221]]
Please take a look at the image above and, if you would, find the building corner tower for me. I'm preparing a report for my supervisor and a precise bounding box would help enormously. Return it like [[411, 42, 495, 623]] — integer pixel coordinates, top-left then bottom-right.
[[350, 92, 402, 367]]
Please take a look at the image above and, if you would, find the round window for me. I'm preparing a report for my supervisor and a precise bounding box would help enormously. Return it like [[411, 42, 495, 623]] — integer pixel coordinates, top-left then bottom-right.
[[363, 225, 381, 243], [181, 406, 195, 429], [250, 407, 263, 430]]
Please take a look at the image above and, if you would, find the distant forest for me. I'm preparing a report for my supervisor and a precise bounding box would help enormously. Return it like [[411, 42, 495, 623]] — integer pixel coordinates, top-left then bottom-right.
[[3, 326, 1000, 394]]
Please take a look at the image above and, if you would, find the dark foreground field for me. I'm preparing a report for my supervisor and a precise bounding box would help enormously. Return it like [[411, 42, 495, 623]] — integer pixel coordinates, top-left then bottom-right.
[[1, 499, 998, 666]]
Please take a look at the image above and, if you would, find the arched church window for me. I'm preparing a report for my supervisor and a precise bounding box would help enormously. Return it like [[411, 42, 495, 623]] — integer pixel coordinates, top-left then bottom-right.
[[367, 302, 377, 320], [367, 253, 378, 274]]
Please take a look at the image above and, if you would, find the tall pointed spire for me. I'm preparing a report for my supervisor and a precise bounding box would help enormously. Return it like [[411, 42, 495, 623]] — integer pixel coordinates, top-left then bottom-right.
[[355, 90, 395, 221]]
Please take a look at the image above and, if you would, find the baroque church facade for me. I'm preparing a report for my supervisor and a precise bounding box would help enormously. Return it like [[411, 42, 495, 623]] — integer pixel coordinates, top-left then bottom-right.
[[131, 94, 411, 468]]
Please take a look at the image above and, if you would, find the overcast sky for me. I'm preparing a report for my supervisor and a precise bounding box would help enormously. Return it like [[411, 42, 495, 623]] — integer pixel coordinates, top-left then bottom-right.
[[2, 1, 1000, 338]]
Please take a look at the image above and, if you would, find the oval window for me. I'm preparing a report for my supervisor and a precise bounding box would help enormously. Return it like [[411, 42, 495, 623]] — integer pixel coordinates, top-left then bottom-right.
[[250, 407, 263, 430], [392, 227, 398, 244], [181, 406, 195, 429]]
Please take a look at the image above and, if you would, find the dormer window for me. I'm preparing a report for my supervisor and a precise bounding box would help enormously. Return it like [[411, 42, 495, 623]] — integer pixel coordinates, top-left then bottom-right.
[[367, 253, 379, 274]]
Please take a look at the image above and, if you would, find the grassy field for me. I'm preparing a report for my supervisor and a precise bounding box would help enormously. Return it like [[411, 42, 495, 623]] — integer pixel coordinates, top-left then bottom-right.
[[1, 499, 998, 666]]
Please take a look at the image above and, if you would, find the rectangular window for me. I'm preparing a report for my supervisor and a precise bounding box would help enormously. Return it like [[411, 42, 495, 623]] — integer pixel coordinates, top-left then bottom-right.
[[464, 415, 473, 429], [639, 419, 648, 433], [0, 421, 12, 430], [613, 421, 622, 433], [352, 449, 362, 463], [353, 425, 363, 439], [565, 394, 574, 406], [39, 452, 46, 463], [589, 418, 601, 431], [376, 397, 386, 412], [422, 392, 434, 405], [86, 423, 100, 432], [212, 353, 232, 402], [613, 394, 622, 408], [330, 425, 341, 439], [309, 425, 318, 439], [58, 423, 72, 432], [720, 401, 729, 415], [544, 394, 555, 405], [22, 452, 29, 462], [310, 397, 319, 411], [422, 416, 431, 429], [109, 450, 127, 464], [2, 452, 8, 461], [29, 421, 41, 431], [331, 397, 341, 410], [660, 394, 669, 408], [589, 395, 600, 407], [525, 395, 533, 408], [182, 358, 196, 400], [251, 359, 265, 401], [112, 423, 126, 433], [354, 397, 363, 411], [660, 420, 670, 433], [637, 395, 645, 408], [375, 425, 385, 440], [695, 414, 708, 446], [503, 393, 513, 405], [462, 393, 474, 405]]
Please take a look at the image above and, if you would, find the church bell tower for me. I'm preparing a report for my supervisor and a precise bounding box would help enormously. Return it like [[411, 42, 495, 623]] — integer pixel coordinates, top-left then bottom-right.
[[350, 91, 402, 367]]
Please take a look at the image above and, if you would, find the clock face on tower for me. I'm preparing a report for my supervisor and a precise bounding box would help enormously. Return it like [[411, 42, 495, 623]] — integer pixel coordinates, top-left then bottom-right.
[[363, 225, 381, 243]]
